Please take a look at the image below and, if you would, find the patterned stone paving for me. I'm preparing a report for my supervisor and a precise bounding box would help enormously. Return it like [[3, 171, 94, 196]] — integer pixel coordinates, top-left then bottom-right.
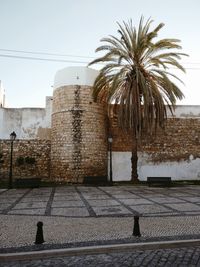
[[2, 185, 200, 266], [1, 185, 200, 218]]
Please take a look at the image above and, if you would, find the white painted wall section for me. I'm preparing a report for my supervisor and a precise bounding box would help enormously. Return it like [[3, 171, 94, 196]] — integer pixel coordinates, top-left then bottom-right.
[[168, 105, 200, 118], [0, 97, 52, 139], [109, 152, 200, 181], [54, 67, 99, 89]]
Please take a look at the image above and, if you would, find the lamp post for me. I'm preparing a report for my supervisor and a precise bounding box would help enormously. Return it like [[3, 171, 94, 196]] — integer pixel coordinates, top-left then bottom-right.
[[108, 135, 113, 185], [8, 131, 16, 189]]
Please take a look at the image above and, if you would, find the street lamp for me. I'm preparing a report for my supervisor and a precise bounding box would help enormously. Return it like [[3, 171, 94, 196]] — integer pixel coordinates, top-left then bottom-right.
[[8, 131, 16, 189], [108, 135, 113, 185]]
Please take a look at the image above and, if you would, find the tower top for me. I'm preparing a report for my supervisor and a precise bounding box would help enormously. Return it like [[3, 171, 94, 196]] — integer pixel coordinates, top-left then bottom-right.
[[54, 66, 99, 90]]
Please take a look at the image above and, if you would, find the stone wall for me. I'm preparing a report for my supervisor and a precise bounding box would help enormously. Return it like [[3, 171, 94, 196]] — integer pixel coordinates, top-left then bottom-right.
[[51, 85, 107, 183], [111, 117, 200, 161], [0, 140, 51, 181], [110, 117, 200, 181], [1, 117, 200, 183]]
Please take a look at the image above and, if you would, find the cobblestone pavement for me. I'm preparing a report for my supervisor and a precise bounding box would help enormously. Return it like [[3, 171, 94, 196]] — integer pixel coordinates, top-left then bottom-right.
[[1, 185, 200, 218], [2, 186, 200, 249], [1, 245, 200, 266], [2, 185, 200, 266]]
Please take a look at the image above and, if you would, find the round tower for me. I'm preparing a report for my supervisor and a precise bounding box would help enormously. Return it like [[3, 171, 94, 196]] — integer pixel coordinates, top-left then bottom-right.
[[51, 66, 107, 183]]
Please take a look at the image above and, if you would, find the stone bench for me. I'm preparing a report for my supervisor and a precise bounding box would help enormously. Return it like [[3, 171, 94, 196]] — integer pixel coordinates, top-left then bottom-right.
[[15, 178, 41, 188], [147, 177, 171, 187], [83, 176, 108, 185]]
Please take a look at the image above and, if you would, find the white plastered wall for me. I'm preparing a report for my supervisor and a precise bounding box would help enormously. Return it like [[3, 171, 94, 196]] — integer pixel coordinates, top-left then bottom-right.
[[108, 151, 200, 182], [0, 97, 52, 139], [54, 67, 99, 88]]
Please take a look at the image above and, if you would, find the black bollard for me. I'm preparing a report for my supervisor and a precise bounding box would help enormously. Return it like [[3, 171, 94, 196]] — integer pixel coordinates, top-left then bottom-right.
[[133, 216, 141, 237], [35, 221, 45, 244]]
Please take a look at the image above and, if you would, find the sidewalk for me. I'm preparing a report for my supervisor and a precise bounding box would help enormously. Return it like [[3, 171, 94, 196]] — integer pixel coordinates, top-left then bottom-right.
[[1, 185, 200, 265]]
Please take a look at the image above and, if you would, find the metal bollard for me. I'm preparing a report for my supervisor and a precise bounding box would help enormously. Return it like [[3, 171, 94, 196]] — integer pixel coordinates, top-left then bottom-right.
[[35, 221, 45, 244], [133, 216, 141, 237]]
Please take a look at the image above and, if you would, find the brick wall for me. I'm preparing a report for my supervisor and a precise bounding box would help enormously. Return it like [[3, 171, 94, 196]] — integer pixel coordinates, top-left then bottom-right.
[[110, 117, 200, 162], [0, 140, 51, 181]]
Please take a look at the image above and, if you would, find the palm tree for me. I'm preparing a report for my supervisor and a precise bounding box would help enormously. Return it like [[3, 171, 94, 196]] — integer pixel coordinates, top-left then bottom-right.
[[88, 17, 187, 183]]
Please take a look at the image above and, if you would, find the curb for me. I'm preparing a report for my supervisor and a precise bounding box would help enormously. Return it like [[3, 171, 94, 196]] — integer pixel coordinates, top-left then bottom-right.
[[1, 239, 200, 262]]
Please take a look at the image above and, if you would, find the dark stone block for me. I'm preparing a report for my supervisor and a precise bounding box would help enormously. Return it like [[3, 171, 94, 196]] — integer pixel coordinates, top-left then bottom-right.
[[14, 178, 41, 188], [83, 176, 108, 185], [147, 177, 171, 187]]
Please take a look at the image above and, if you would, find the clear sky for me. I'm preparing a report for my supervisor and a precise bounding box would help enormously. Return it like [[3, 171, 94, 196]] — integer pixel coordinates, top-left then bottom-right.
[[0, 0, 199, 108]]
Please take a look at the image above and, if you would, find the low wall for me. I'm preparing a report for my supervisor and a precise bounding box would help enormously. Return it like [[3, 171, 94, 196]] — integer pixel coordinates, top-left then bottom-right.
[[109, 152, 200, 181], [1, 116, 200, 183], [109, 117, 200, 181], [0, 140, 51, 181]]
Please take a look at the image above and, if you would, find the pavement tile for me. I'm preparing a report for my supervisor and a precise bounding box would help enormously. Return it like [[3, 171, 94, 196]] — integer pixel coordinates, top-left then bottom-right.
[[110, 194, 137, 199], [20, 197, 50, 202], [53, 195, 81, 201], [51, 207, 89, 216], [93, 205, 132, 216], [77, 186, 100, 191], [178, 197, 200, 202], [87, 199, 120, 207], [2, 193, 25, 198], [99, 188, 125, 193], [122, 194, 141, 198], [13, 202, 47, 209], [165, 203, 200, 211], [0, 198, 19, 203], [119, 198, 153, 205], [0, 203, 12, 210], [55, 189, 77, 193], [129, 204, 172, 214], [31, 188, 52, 192], [152, 197, 185, 203], [26, 194, 50, 198], [8, 208, 46, 215], [55, 191, 79, 195], [51, 200, 85, 207], [81, 194, 111, 200], [54, 193, 79, 198], [3, 189, 28, 194], [139, 194, 167, 198]]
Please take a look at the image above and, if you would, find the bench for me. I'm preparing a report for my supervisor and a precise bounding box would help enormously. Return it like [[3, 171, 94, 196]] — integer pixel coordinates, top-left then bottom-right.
[[15, 178, 41, 188], [83, 176, 108, 185], [147, 177, 171, 187]]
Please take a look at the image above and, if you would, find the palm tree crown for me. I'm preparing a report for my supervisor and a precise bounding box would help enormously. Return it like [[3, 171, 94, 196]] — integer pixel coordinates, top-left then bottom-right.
[[89, 17, 187, 138]]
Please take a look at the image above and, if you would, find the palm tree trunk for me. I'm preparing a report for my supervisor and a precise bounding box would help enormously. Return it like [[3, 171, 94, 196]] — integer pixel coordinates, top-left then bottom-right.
[[131, 137, 139, 183]]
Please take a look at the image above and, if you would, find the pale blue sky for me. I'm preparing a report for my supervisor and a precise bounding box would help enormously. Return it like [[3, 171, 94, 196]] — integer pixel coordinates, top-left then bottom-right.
[[0, 0, 199, 107]]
